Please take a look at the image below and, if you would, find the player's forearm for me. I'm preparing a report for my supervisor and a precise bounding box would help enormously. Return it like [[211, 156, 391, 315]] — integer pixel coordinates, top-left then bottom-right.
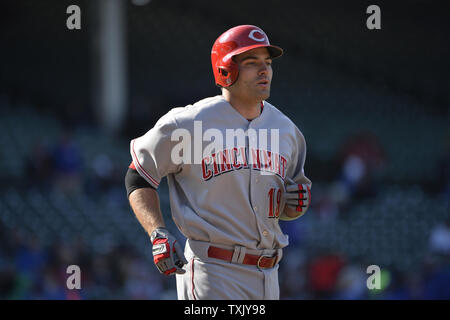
[[128, 188, 165, 237]]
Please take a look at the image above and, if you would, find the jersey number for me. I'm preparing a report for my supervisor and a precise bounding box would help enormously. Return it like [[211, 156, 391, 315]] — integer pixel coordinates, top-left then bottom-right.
[[268, 188, 282, 218]]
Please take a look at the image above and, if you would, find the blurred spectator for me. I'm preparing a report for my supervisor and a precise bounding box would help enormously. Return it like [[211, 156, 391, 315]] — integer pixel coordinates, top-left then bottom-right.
[[342, 155, 367, 192], [307, 250, 346, 299], [14, 235, 47, 282], [123, 257, 164, 299], [337, 132, 386, 201], [421, 255, 450, 299], [429, 218, 450, 256], [92, 153, 114, 183], [36, 265, 67, 300], [52, 130, 83, 194], [323, 182, 346, 220], [85, 153, 115, 195], [403, 271, 425, 299], [279, 249, 309, 299], [7, 234, 47, 299], [380, 268, 411, 300], [339, 132, 386, 172], [25, 140, 54, 189], [334, 263, 367, 299], [423, 266, 450, 299]]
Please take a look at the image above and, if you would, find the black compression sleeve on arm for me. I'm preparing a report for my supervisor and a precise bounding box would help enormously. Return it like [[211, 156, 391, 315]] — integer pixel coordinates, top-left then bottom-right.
[[125, 167, 155, 198]]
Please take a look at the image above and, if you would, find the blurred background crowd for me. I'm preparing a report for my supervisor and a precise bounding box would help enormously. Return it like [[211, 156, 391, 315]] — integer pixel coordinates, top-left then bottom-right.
[[0, 0, 449, 299]]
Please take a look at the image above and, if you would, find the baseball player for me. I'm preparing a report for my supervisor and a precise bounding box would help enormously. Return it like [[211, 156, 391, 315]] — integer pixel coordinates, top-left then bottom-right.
[[125, 25, 312, 300]]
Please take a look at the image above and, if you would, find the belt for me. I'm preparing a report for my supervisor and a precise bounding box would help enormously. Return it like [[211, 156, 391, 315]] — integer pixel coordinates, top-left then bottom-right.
[[207, 246, 278, 270]]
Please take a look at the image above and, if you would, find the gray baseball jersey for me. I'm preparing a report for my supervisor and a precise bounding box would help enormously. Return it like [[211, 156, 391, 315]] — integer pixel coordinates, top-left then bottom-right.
[[130, 95, 311, 299]]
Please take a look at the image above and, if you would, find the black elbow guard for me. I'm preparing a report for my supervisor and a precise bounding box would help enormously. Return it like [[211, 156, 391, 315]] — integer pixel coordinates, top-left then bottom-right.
[[125, 167, 155, 198]]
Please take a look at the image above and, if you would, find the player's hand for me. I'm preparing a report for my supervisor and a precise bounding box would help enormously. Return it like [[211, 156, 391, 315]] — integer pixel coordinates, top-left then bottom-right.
[[150, 228, 188, 275], [283, 182, 311, 216]]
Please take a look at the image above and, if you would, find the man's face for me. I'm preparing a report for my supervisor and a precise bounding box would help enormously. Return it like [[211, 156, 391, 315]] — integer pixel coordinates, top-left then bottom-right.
[[230, 47, 273, 102]]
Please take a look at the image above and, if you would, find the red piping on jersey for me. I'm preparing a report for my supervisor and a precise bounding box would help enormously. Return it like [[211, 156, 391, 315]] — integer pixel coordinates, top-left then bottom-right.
[[131, 139, 160, 187], [191, 258, 197, 300]]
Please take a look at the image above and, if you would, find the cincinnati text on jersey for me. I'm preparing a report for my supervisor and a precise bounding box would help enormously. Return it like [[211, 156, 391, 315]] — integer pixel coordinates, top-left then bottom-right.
[[201, 147, 287, 181]]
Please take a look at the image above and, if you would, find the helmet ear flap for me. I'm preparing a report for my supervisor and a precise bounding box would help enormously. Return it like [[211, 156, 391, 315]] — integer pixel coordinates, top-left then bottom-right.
[[216, 65, 237, 87], [217, 59, 239, 87], [218, 68, 229, 77]]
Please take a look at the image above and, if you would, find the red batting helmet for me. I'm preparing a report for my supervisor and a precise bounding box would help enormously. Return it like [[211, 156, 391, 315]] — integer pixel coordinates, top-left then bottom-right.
[[211, 25, 283, 87]]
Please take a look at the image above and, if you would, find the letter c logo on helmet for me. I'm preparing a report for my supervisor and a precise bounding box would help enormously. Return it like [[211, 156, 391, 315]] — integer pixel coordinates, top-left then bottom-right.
[[248, 29, 266, 42], [211, 25, 283, 88]]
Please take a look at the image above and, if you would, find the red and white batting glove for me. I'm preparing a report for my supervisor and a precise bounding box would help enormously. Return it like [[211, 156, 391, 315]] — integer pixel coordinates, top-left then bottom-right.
[[150, 228, 188, 276], [283, 183, 311, 216]]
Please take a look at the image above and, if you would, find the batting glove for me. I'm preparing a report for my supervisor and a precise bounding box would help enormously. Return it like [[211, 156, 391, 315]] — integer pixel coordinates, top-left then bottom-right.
[[283, 183, 311, 216], [150, 228, 188, 275]]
